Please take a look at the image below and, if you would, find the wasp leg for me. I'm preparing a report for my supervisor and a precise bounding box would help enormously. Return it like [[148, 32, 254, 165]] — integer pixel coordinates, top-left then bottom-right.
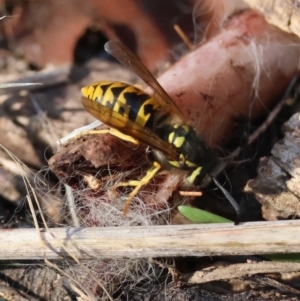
[[76, 128, 139, 145], [115, 161, 161, 215]]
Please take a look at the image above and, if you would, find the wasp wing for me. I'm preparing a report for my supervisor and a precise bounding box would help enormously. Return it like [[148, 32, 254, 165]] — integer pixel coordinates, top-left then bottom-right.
[[104, 40, 185, 120], [81, 96, 178, 159]]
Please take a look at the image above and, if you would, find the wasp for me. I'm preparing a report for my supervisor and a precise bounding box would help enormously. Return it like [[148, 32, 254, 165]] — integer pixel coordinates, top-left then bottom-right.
[[81, 40, 240, 223]]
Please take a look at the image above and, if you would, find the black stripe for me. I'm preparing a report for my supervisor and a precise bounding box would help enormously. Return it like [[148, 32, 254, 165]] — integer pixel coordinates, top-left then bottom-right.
[[143, 104, 161, 130], [123, 91, 150, 124], [96, 83, 112, 104], [106, 85, 126, 109]]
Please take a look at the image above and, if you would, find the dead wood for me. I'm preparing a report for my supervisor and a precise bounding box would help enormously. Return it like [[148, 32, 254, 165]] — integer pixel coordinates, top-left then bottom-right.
[[243, 0, 300, 38], [246, 113, 300, 220], [0, 220, 299, 260]]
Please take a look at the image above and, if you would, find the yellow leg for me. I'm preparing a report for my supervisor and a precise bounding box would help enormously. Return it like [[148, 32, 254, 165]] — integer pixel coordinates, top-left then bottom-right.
[[77, 128, 139, 145], [115, 161, 161, 215]]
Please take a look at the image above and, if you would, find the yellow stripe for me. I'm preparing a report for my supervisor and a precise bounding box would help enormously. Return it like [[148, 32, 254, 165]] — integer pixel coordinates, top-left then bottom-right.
[[185, 160, 197, 168], [169, 153, 186, 168], [186, 166, 202, 185], [83, 85, 95, 100], [181, 125, 190, 132], [168, 132, 175, 144], [81, 86, 90, 98], [93, 85, 103, 101], [168, 160, 182, 168], [102, 84, 117, 106], [173, 136, 185, 148], [114, 87, 129, 117], [136, 97, 159, 127]]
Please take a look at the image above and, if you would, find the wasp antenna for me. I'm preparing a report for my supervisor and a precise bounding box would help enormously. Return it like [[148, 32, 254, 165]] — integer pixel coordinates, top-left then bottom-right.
[[211, 176, 241, 225]]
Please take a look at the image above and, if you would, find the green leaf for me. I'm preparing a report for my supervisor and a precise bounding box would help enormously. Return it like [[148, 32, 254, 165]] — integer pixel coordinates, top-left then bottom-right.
[[264, 253, 300, 262], [178, 205, 232, 223]]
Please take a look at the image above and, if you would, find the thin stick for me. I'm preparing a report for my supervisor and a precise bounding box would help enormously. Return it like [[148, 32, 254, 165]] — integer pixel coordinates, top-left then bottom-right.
[[179, 190, 202, 196], [174, 24, 194, 50], [212, 76, 298, 177], [188, 261, 300, 284], [240, 76, 297, 152], [65, 185, 80, 227], [0, 65, 71, 95], [1, 220, 300, 260]]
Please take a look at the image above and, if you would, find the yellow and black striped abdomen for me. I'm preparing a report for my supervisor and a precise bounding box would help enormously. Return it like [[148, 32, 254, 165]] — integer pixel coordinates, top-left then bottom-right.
[[81, 81, 161, 129]]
